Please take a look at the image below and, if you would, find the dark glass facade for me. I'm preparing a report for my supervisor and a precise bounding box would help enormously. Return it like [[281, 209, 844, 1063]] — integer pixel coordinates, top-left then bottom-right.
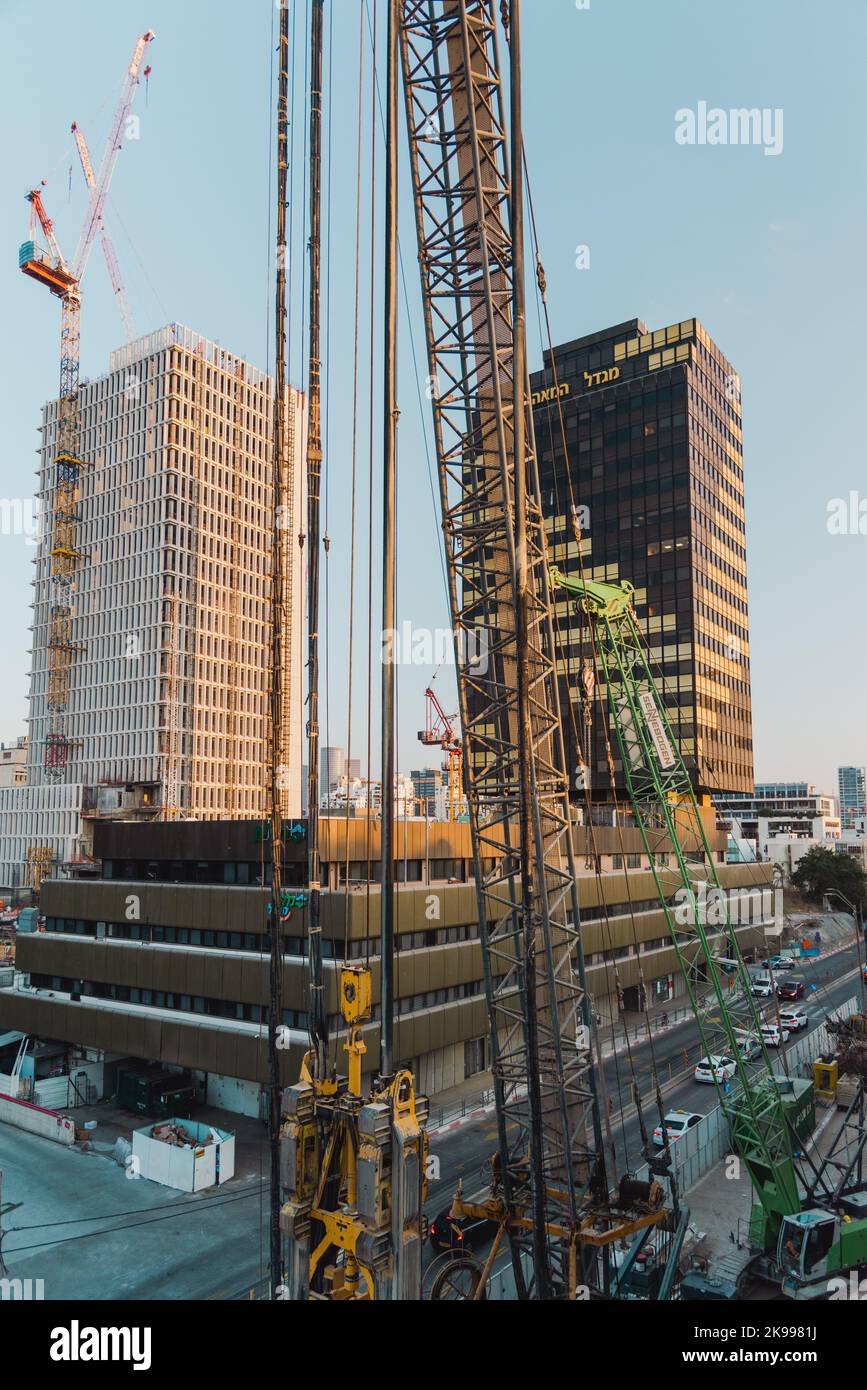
[[531, 317, 753, 799]]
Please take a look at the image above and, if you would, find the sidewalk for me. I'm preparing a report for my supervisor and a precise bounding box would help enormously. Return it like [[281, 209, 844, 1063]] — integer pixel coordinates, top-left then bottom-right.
[[427, 1072, 496, 1136]]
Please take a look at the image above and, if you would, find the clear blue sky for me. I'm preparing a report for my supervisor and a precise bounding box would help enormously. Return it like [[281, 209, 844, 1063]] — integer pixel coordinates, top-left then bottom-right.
[[1, 0, 864, 797]]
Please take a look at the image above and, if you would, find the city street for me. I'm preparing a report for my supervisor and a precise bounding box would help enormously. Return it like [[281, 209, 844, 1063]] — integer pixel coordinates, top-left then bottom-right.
[[425, 944, 864, 1223]]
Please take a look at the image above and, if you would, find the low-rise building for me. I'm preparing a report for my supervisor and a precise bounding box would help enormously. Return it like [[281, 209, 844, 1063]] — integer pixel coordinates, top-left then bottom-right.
[[0, 811, 773, 1114], [0, 738, 27, 790]]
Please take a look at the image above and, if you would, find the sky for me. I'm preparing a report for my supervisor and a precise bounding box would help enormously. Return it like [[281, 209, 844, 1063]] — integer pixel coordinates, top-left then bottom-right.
[[0, 0, 865, 799]]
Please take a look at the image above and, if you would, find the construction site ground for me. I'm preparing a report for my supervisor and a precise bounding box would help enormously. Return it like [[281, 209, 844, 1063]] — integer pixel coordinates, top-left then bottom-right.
[[683, 1092, 852, 1298]]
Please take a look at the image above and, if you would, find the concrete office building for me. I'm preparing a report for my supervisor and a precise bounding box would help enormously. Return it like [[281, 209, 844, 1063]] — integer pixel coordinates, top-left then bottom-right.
[[533, 317, 752, 800], [0, 325, 305, 895], [320, 746, 346, 797], [0, 811, 773, 1114], [718, 783, 840, 857]]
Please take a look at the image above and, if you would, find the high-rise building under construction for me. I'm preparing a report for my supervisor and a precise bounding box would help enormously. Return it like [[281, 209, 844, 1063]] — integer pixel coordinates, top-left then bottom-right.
[[0, 324, 305, 893]]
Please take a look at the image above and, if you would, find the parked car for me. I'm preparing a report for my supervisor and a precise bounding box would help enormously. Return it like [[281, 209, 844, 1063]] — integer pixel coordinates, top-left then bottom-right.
[[777, 977, 805, 1001], [428, 1202, 498, 1255], [694, 1055, 736, 1085], [653, 1109, 703, 1147], [762, 955, 794, 971], [779, 1007, 809, 1033], [760, 1022, 790, 1047]]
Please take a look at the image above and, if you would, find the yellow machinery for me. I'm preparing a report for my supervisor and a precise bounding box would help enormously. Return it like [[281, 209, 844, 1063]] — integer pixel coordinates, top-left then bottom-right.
[[279, 964, 429, 1300]]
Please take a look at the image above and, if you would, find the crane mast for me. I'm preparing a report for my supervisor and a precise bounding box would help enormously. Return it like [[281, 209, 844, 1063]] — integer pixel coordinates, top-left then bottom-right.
[[399, 0, 611, 1295]]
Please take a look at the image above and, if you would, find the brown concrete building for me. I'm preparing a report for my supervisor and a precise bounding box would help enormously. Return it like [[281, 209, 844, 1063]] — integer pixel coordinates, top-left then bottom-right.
[[0, 812, 773, 1115]]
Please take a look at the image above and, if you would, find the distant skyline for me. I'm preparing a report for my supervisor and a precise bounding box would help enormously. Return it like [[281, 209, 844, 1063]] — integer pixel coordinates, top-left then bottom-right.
[[1, 0, 865, 801]]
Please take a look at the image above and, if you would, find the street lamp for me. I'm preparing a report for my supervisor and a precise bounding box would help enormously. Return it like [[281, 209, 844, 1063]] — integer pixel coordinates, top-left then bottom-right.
[[822, 888, 867, 1013]]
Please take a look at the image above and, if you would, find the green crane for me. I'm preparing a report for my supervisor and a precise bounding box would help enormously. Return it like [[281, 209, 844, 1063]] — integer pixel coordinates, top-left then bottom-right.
[[549, 568, 867, 1297]]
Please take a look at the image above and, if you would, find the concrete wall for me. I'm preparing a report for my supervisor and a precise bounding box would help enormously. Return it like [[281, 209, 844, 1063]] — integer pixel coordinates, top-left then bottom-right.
[[0, 1092, 74, 1144], [206, 1072, 261, 1119]]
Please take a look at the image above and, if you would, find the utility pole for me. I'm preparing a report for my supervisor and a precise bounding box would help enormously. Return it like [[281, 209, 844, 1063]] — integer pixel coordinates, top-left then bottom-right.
[[379, 0, 399, 1080], [305, 0, 328, 1080], [268, 0, 291, 1299]]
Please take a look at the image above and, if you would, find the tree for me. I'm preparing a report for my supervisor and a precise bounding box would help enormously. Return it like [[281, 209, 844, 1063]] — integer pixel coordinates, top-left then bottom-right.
[[790, 846, 867, 911]]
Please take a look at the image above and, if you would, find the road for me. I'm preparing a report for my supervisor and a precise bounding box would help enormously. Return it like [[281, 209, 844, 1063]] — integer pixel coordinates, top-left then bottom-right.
[[425, 944, 864, 1226]]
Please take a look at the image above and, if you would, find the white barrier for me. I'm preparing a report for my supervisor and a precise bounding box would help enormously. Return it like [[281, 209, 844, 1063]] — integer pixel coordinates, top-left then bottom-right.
[[0, 1091, 75, 1145]]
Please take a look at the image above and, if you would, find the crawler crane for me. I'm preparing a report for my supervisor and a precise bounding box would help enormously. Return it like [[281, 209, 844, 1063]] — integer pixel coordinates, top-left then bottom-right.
[[550, 566, 867, 1299]]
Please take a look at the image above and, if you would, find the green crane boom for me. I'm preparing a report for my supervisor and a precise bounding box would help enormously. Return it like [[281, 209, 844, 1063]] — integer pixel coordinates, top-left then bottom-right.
[[550, 566, 800, 1242]]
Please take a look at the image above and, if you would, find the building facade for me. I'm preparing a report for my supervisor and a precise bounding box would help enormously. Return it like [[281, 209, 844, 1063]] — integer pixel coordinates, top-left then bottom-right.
[[0, 813, 773, 1114], [0, 325, 305, 894], [532, 317, 752, 801], [0, 739, 27, 790], [838, 766, 866, 830], [718, 782, 840, 857]]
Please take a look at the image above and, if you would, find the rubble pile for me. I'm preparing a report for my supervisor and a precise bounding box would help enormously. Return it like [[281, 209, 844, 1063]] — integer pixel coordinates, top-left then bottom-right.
[[152, 1122, 214, 1149]]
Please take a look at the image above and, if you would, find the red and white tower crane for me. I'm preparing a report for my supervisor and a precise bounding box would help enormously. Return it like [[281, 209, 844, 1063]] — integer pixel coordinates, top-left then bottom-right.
[[18, 29, 155, 778], [417, 685, 463, 822]]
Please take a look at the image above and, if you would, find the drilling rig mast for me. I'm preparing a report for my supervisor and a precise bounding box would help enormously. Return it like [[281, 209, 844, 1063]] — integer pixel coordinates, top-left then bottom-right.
[[398, 0, 667, 1296]]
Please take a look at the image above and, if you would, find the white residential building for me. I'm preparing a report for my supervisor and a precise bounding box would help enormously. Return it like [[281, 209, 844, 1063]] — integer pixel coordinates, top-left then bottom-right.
[[0, 739, 27, 789], [0, 325, 305, 893]]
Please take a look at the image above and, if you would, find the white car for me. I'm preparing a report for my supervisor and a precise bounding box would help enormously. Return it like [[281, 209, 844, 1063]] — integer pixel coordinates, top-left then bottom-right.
[[653, 1109, 703, 1146], [694, 1055, 736, 1085], [735, 1034, 761, 1061], [779, 1007, 808, 1032], [761, 1023, 790, 1047], [751, 978, 773, 998]]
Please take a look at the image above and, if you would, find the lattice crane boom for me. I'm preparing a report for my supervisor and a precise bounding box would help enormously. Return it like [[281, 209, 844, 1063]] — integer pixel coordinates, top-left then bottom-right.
[[550, 565, 801, 1242], [71, 122, 136, 342], [71, 30, 155, 284], [399, 0, 633, 1297]]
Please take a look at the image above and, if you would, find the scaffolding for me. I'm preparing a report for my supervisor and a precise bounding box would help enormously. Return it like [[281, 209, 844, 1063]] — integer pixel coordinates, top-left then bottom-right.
[[25, 845, 56, 894]]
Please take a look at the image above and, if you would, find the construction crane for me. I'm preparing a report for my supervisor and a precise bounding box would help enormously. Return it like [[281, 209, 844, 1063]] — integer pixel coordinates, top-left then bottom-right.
[[550, 566, 867, 1299], [417, 685, 462, 821], [279, 0, 682, 1303], [70, 122, 136, 342], [397, 0, 680, 1298], [18, 29, 155, 780]]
